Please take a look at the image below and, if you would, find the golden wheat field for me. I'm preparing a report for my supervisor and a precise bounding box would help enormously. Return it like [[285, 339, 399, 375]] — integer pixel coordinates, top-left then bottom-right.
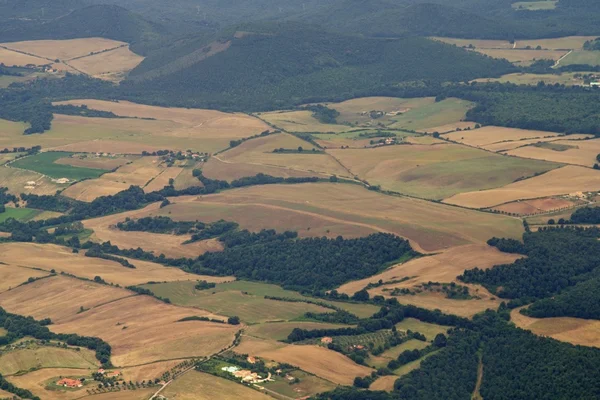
[[506, 137, 600, 166], [0, 263, 50, 293]]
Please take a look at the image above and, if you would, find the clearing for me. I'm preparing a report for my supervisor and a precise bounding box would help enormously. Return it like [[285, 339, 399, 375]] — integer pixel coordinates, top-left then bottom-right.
[[511, 308, 600, 348], [246, 321, 354, 341], [512, 1, 558, 11], [329, 142, 559, 199], [158, 183, 523, 252], [161, 370, 272, 400], [444, 165, 600, 208], [0, 242, 221, 286]]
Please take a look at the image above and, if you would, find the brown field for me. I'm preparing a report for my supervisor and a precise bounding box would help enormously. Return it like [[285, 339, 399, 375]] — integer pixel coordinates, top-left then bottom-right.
[[0, 242, 222, 286], [0, 165, 65, 196], [68, 46, 144, 82], [511, 308, 600, 348], [426, 121, 478, 133], [257, 110, 350, 133], [475, 49, 567, 65], [516, 36, 597, 50], [0, 275, 237, 366], [55, 99, 270, 153], [203, 156, 318, 181], [143, 167, 184, 193], [62, 179, 131, 201], [215, 132, 350, 178], [250, 344, 372, 385], [506, 137, 600, 166], [55, 154, 137, 170], [119, 360, 181, 382], [0, 345, 99, 375], [370, 375, 397, 392], [328, 142, 558, 199], [338, 244, 521, 295], [0, 263, 49, 294], [444, 165, 600, 208], [0, 47, 46, 66], [492, 197, 576, 215], [173, 164, 203, 190], [381, 291, 500, 318], [7, 367, 100, 400], [0, 38, 128, 62], [82, 202, 226, 258], [444, 126, 561, 148], [234, 335, 288, 355], [156, 183, 523, 252], [161, 370, 273, 400], [430, 37, 513, 49], [482, 136, 593, 152]]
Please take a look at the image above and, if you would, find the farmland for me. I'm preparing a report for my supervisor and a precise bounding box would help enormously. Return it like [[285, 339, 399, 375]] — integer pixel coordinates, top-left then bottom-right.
[[0, 344, 99, 375], [506, 137, 600, 167], [560, 50, 600, 66], [10, 151, 109, 180], [0, 207, 42, 222], [257, 110, 350, 133], [475, 49, 567, 65], [0, 263, 49, 293], [0, 242, 219, 286], [512, 1, 557, 10], [161, 370, 273, 400], [329, 142, 559, 199], [474, 72, 594, 87], [0, 162, 65, 195], [156, 183, 523, 252], [444, 165, 600, 208]]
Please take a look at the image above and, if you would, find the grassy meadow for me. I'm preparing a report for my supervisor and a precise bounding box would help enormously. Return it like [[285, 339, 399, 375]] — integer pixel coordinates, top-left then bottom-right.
[[11, 152, 109, 180]]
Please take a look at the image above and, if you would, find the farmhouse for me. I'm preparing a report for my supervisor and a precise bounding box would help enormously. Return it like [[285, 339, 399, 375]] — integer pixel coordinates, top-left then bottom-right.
[[57, 378, 83, 388], [247, 356, 257, 364], [321, 337, 333, 344], [105, 371, 121, 378]]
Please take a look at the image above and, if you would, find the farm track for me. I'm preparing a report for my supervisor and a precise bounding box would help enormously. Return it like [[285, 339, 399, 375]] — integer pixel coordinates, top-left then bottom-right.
[[553, 50, 573, 68]]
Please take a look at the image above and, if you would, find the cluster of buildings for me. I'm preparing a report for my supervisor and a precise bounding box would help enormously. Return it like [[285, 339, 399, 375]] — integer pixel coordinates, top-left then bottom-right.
[[97, 368, 121, 378], [221, 365, 273, 384], [57, 378, 83, 388]]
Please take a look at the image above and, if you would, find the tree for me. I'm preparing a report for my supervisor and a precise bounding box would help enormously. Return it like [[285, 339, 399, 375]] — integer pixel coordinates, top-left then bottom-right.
[[433, 333, 447, 347], [297, 146, 303, 152], [228, 316, 240, 325], [352, 289, 370, 302]]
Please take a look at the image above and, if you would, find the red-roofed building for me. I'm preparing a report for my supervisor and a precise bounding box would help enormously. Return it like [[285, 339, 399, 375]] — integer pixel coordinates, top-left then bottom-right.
[[57, 378, 83, 388]]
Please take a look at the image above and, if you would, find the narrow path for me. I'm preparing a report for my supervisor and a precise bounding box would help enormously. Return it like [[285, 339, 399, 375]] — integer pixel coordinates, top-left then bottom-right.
[[553, 50, 573, 68], [472, 353, 484, 400]]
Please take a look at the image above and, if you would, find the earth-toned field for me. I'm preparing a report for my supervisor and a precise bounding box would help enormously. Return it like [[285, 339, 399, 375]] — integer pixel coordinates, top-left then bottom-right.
[[506, 137, 600, 167]]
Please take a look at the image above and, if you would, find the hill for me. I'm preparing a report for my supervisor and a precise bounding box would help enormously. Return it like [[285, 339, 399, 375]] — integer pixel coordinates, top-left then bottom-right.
[[124, 23, 515, 110], [0, 5, 166, 48]]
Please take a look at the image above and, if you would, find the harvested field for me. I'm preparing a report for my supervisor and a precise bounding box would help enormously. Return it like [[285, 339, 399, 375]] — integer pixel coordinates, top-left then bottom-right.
[[475, 49, 567, 65], [82, 202, 226, 258], [506, 137, 600, 166], [234, 335, 288, 355], [158, 183, 523, 252], [511, 308, 600, 348], [246, 322, 353, 341], [0, 263, 49, 294], [68, 46, 144, 82], [203, 156, 318, 181], [161, 370, 272, 400], [492, 197, 576, 215], [143, 167, 184, 193], [0, 345, 98, 375], [370, 375, 397, 391], [338, 244, 521, 295], [0, 38, 128, 62], [252, 344, 372, 385], [380, 291, 500, 318], [257, 110, 349, 133], [0, 275, 238, 366], [0, 47, 46, 66], [444, 166, 600, 208], [140, 281, 330, 324], [6, 367, 98, 400], [0, 242, 215, 286], [61, 179, 130, 201], [55, 100, 270, 153], [425, 121, 477, 133], [263, 370, 337, 399], [215, 132, 350, 178], [119, 360, 181, 382], [395, 319, 450, 341], [444, 126, 561, 148], [329, 143, 559, 199]]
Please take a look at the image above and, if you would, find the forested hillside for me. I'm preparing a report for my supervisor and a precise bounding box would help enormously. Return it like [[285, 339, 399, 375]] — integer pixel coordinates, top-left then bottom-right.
[[124, 24, 514, 110]]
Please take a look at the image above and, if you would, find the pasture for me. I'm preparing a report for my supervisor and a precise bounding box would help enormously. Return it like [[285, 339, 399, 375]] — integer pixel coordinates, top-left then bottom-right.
[[161, 370, 273, 400], [140, 280, 331, 324], [0, 163, 65, 196], [10, 152, 109, 180], [68, 46, 145, 82], [329, 143, 559, 199], [444, 165, 600, 208], [257, 110, 350, 133], [0, 242, 214, 286], [55, 153, 137, 170], [325, 96, 435, 126], [474, 72, 592, 86], [6, 367, 98, 400], [475, 48, 567, 65], [444, 126, 562, 148], [159, 183, 523, 252], [370, 375, 397, 391], [55, 99, 270, 153], [0, 345, 98, 375], [203, 156, 319, 181], [0, 38, 128, 62], [511, 308, 600, 348], [385, 98, 473, 131], [560, 50, 600, 66], [246, 322, 354, 341], [506, 137, 600, 166], [0, 207, 42, 223], [262, 369, 337, 399]]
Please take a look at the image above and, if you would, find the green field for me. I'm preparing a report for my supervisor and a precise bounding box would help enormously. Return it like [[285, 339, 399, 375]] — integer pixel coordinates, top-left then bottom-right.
[[10, 152, 109, 180], [142, 280, 378, 321], [0, 207, 41, 222], [561, 50, 600, 67], [387, 98, 474, 131], [246, 321, 354, 341], [394, 349, 441, 376], [368, 339, 430, 368], [512, 1, 558, 10], [475, 72, 590, 86], [395, 319, 449, 341], [262, 370, 336, 399]]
